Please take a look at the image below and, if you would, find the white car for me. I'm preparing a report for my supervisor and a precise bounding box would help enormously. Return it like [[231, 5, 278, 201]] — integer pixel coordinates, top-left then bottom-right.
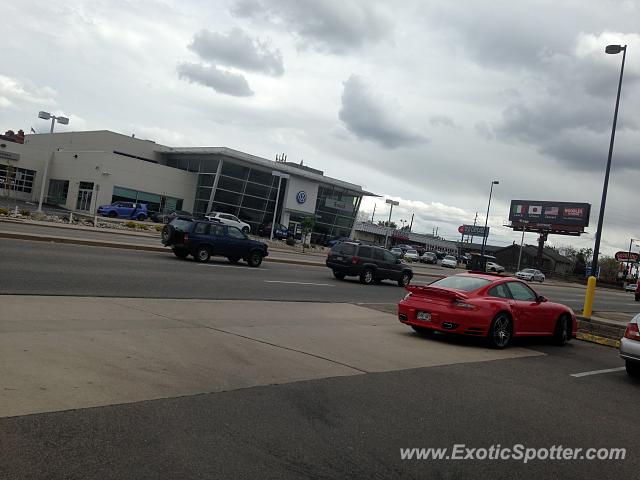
[[620, 314, 640, 377], [205, 212, 251, 233], [404, 249, 419, 262], [516, 268, 545, 282], [441, 255, 458, 268], [486, 261, 505, 273], [626, 283, 638, 293]]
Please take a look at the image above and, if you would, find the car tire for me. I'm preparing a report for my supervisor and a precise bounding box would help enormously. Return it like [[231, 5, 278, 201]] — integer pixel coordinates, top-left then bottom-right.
[[359, 268, 375, 285], [137, 214, 146, 221], [172, 248, 189, 259], [553, 314, 570, 346], [242, 226, 250, 234], [228, 256, 241, 264], [333, 270, 346, 280], [194, 246, 211, 263], [488, 313, 512, 349], [411, 325, 434, 336], [108, 211, 117, 218], [626, 360, 640, 377], [247, 250, 263, 268], [398, 272, 411, 287], [161, 225, 174, 245]]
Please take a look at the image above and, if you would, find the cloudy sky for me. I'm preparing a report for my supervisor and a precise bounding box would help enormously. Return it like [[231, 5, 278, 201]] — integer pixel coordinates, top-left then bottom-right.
[[2, 0, 640, 255]]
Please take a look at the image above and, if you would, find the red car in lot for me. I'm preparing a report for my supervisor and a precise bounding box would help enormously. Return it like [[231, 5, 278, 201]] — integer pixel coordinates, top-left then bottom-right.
[[398, 273, 576, 349]]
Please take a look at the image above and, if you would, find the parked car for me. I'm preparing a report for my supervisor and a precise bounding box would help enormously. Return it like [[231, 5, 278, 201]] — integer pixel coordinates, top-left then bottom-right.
[[326, 242, 413, 287], [205, 212, 251, 234], [420, 252, 438, 264], [404, 249, 420, 262], [398, 273, 576, 349], [486, 261, 505, 273], [441, 255, 458, 268], [327, 236, 351, 248], [97, 201, 148, 220], [390, 247, 404, 258], [161, 218, 268, 266], [151, 210, 193, 223], [625, 283, 637, 293], [620, 314, 640, 377], [258, 222, 290, 240], [516, 268, 545, 283]]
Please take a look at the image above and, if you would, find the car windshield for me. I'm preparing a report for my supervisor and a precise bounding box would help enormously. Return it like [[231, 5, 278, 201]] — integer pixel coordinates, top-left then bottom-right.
[[429, 275, 492, 292], [522, 269, 536, 273], [170, 219, 192, 231], [407, 250, 417, 254], [444, 255, 456, 260]]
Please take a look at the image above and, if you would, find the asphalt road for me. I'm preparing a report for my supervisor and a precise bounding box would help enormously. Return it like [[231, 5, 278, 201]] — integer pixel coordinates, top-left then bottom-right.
[[1, 238, 638, 313], [1, 338, 637, 479]]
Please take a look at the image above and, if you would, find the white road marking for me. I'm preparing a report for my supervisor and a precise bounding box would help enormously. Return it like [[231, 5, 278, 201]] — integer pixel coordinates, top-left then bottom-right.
[[570, 367, 626, 378], [264, 280, 334, 286]]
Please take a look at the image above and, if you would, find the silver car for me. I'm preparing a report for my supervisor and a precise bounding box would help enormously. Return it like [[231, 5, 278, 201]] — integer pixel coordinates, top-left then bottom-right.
[[516, 268, 546, 283], [620, 314, 640, 377]]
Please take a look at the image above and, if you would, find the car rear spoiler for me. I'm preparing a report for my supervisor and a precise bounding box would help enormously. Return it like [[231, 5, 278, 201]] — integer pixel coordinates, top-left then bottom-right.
[[405, 285, 468, 301]]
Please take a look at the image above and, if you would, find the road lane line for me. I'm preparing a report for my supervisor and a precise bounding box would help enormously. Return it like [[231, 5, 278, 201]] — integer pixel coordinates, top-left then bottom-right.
[[264, 280, 334, 286], [570, 367, 625, 378], [197, 264, 268, 270]]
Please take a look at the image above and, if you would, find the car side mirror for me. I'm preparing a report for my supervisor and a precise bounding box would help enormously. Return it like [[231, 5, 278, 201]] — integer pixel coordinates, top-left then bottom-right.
[[537, 295, 547, 303]]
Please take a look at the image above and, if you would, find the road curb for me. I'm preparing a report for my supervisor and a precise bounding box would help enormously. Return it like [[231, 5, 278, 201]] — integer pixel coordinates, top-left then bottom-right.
[[576, 332, 620, 349]]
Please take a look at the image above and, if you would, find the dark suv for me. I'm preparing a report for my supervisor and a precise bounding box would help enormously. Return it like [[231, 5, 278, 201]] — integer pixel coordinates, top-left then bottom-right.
[[161, 217, 268, 267], [326, 242, 413, 286]]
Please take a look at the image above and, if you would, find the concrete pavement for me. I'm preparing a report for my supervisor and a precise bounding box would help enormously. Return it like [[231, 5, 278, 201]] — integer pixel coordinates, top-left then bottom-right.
[[0, 296, 543, 418]]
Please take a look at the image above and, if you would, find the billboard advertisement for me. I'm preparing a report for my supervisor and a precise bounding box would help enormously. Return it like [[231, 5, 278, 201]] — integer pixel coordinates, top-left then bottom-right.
[[458, 225, 489, 237], [509, 200, 590, 233]]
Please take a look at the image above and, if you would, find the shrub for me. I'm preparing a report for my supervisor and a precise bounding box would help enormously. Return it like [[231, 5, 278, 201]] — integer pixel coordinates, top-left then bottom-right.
[[303, 243, 310, 249], [136, 223, 148, 230], [0, 207, 8, 215], [286, 237, 296, 246], [125, 221, 137, 229], [20, 209, 31, 217], [155, 225, 163, 232]]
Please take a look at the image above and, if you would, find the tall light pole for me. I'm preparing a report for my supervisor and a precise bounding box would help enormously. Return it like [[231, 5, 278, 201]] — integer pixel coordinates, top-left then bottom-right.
[[37, 111, 69, 212], [270, 171, 289, 240], [591, 44, 627, 276], [626, 238, 638, 280], [480, 180, 499, 260], [384, 199, 399, 249]]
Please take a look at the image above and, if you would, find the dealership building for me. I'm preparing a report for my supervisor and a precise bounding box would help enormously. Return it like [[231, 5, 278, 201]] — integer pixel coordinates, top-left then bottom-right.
[[0, 130, 375, 242]]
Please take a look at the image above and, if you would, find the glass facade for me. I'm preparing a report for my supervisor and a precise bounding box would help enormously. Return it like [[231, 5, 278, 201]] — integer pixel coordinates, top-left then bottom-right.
[[112, 186, 183, 214], [163, 153, 364, 241], [46, 179, 69, 206]]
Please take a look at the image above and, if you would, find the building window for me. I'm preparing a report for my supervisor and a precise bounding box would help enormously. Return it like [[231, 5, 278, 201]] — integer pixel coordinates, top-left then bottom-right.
[[46, 179, 69, 206], [112, 185, 182, 214], [0, 165, 36, 193]]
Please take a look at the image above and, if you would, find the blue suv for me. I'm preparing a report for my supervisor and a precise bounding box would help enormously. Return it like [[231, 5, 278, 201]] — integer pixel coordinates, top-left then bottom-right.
[[161, 217, 269, 267], [97, 201, 148, 220]]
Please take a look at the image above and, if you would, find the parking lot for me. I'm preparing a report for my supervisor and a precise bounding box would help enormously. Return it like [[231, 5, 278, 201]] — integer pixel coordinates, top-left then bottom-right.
[[1, 237, 639, 478]]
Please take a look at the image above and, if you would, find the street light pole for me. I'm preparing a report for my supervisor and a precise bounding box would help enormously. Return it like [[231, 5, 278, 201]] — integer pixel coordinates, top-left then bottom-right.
[[626, 238, 637, 280], [270, 171, 289, 241], [383, 199, 399, 249], [480, 180, 499, 260], [36, 111, 69, 213], [591, 44, 627, 276]]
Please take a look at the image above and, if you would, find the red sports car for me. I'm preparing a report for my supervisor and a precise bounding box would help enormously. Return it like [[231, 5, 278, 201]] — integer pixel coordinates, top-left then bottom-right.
[[397, 273, 576, 349]]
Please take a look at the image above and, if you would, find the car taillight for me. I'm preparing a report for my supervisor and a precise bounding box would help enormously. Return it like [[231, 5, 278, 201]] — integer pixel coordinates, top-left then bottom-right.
[[452, 299, 476, 310], [624, 323, 640, 341], [351, 256, 360, 264], [183, 233, 189, 243]]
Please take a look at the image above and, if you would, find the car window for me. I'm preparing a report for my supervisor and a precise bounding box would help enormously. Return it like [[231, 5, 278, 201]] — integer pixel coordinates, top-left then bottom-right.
[[357, 246, 373, 258], [335, 243, 356, 255], [488, 283, 511, 299], [383, 250, 397, 263], [221, 214, 234, 220], [373, 249, 385, 261], [429, 276, 492, 292], [506, 282, 537, 301], [444, 255, 456, 261], [210, 224, 224, 236], [170, 219, 192, 231], [227, 227, 246, 239], [193, 222, 209, 235], [407, 250, 418, 255]]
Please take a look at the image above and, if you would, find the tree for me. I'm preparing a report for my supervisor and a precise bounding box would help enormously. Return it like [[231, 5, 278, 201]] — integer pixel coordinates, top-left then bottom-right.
[[377, 220, 397, 229], [301, 216, 315, 252], [599, 256, 621, 283]]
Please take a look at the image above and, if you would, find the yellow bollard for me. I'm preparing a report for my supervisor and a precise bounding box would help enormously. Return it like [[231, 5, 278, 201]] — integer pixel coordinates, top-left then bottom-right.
[[582, 276, 597, 318]]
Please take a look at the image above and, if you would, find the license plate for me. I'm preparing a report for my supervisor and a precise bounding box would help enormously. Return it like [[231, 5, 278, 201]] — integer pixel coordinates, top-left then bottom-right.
[[416, 311, 431, 321], [335, 256, 343, 261]]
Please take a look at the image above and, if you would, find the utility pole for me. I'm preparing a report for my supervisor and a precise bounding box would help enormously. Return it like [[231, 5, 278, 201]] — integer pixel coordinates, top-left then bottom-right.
[[469, 212, 478, 244], [409, 213, 414, 232], [371, 203, 376, 223]]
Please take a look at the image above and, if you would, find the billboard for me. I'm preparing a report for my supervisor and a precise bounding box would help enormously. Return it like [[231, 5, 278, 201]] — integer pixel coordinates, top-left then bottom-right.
[[615, 251, 639, 263], [508, 200, 590, 234], [458, 225, 489, 237]]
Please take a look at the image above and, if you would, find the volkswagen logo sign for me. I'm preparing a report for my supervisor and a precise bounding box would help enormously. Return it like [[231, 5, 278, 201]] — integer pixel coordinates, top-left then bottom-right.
[[296, 191, 307, 204]]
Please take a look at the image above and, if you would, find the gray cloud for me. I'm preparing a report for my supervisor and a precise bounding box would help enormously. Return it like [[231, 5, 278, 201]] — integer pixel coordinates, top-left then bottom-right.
[[177, 62, 254, 97], [231, 0, 391, 54], [338, 75, 427, 149], [429, 114, 459, 128], [188, 28, 284, 76]]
